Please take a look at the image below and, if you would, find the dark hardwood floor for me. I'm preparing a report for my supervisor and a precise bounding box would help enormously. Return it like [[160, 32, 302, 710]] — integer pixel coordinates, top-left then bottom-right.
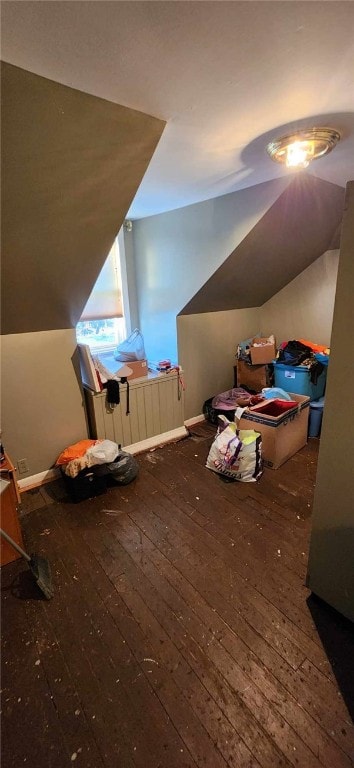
[[1, 423, 353, 768]]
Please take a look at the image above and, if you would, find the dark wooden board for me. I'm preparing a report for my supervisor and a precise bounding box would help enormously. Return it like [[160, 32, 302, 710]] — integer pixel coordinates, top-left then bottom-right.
[[2, 424, 353, 768]]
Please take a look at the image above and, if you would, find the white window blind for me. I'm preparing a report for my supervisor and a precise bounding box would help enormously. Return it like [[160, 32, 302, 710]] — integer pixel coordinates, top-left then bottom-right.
[[80, 239, 123, 321]]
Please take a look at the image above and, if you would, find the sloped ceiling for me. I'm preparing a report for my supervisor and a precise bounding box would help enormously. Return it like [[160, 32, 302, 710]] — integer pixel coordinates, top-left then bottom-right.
[[181, 174, 345, 315], [2, 1, 354, 219], [1, 62, 165, 335]]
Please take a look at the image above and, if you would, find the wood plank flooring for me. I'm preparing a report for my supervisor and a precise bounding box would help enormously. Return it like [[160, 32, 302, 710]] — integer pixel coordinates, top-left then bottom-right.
[[1, 423, 353, 768]]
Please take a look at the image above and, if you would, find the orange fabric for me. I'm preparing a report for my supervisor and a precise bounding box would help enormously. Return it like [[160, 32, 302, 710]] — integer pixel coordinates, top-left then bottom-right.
[[56, 439, 101, 466], [298, 339, 329, 354]]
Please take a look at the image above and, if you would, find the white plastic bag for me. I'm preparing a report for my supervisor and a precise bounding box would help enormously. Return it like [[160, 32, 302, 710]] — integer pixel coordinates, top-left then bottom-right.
[[206, 415, 262, 482], [86, 439, 119, 464], [114, 329, 146, 362]]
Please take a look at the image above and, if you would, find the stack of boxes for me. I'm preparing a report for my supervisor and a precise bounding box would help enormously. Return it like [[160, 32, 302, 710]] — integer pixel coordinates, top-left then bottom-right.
[[235, 335, 320, 468], [236, 336, 276, 391]]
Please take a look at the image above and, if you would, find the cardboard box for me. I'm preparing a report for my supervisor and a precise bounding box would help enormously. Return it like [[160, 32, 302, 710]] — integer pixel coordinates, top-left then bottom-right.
[[250, 337, 276, 365], [125, 360, 148, 380], [238, 392, 310, 469], [236, 359, 272, 393]]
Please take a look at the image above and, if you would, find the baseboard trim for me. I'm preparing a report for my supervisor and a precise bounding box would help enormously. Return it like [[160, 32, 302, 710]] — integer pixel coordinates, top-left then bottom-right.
[[18, 467, 61, 492], [184, 414, 205, 427], [18, 426, 189, 491], [124, 426, 189, 455]]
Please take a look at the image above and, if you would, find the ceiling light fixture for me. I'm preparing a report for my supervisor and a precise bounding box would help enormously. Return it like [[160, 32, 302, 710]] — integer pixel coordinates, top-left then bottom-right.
[[266, 127, 340, 170]]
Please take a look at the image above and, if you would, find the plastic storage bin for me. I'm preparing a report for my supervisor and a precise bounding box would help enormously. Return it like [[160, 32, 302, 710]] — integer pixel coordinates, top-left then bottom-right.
[[308, 397, 325, 437], [273, 363, 327, 400]]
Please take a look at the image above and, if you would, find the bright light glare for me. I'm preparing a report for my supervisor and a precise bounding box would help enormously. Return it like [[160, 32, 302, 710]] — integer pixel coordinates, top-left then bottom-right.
[[285, 141, 314, 169]]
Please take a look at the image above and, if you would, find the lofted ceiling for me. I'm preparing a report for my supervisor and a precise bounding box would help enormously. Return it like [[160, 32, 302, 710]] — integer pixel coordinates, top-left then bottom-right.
[[1, 1, 354, 219], [181, 174, 345, 314], [1, 62, 165, 334]]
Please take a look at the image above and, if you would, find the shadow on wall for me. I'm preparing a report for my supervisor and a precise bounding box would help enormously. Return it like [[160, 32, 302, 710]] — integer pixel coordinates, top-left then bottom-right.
[[306, 593, 354, 723], [71, 346, 90, 438]]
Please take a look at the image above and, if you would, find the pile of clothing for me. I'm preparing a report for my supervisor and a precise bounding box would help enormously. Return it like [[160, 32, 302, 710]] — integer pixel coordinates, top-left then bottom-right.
[[275, 338, 329, 384]]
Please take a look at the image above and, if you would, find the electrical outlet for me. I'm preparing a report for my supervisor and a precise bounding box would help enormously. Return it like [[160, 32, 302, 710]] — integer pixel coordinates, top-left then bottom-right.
[[17, 458, 29, 474]]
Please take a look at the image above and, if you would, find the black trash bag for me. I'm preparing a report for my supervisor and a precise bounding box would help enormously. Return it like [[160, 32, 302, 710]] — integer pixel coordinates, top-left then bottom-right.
[[105, 451, 139, 485], [61, 466, 107, 503]]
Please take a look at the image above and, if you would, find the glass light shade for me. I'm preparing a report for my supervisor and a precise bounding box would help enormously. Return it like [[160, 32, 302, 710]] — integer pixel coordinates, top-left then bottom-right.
[[266, 128, 340, 170]]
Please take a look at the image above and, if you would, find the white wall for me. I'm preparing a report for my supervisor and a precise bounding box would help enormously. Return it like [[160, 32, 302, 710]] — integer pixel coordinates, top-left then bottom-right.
[[260, 250, 340, 348], [122, 227, 139, 332], [177, 248, 340, 419], [307, 182, 354, 621], [2, 193, 340, 476], [178, 308, 260, 419], [1, 329, 87, 477], [132, 178, 289, 362]]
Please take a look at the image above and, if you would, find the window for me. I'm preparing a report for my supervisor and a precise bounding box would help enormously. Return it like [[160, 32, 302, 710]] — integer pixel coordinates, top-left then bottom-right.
[[76, 233, 129, 352]]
